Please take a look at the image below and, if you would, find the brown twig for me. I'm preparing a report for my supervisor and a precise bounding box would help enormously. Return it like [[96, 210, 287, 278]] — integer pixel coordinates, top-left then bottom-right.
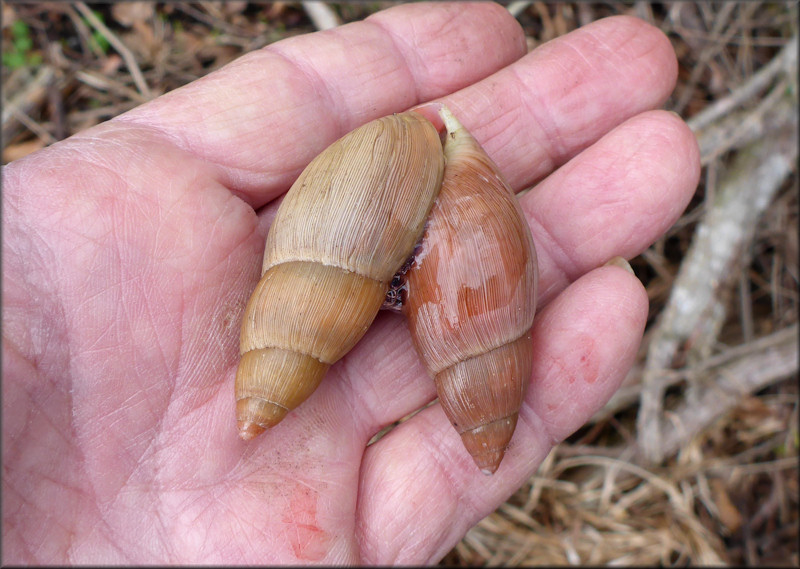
[[74, 70, 149, 105], [73, 2, 152, 100], [688, 35, 798, 132], [670, 2, 740, 115], [2, 65, 56, 145], [695, 75, 796, 166]]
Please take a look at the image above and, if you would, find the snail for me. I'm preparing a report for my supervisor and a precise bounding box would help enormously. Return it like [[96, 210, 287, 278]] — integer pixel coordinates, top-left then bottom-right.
[[399, 108, 537, 474], [236, 111, 445, 440], [236, 106, 538, 474]]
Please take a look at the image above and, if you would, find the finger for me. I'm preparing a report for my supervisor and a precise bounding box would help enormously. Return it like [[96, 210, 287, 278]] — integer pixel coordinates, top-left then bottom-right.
[[114, 2, 526, 205], [523, 109, 701, 306], [356, 265, 648, 564], [432, 14, 679, 192]]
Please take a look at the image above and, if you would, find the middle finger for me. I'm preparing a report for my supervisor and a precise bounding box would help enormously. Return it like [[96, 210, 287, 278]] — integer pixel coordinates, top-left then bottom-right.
[[438, 14, 680, 192]]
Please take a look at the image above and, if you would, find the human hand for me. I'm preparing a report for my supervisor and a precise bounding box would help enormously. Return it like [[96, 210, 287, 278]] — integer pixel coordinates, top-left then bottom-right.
[[2, 2, 699, 564]]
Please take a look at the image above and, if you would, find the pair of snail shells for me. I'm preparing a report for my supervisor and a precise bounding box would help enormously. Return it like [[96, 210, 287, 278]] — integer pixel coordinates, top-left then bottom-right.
[[235, 106, 538, 475]]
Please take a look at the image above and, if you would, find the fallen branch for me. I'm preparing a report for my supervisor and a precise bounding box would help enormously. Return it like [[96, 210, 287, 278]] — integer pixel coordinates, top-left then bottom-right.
[[657, 324, 798, 460], [597, 322, 798, 428], [636, 96, 798, 463]]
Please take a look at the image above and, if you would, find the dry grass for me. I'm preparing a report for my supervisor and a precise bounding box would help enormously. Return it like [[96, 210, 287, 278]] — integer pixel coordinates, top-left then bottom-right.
[[2, 2, 797, 565]]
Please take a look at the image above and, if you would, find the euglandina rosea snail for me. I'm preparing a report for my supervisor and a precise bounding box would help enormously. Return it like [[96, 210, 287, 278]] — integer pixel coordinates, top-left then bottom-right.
[[236, 105, 538, 474], [399, 109, 537, 474]]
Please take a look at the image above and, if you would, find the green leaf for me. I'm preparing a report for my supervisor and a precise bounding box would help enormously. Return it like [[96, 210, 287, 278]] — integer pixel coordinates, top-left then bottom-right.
[[2, 51, 26, 69], [15, 35, 33, 52], [11, 19, 30, 40], [90, 30, 110, 54]]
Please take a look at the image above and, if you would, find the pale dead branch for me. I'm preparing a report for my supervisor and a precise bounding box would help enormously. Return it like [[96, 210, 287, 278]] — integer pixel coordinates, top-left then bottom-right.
[[636, 99, 798, 463], [302, 1, 341, 31], [657, 325, 798, 460]]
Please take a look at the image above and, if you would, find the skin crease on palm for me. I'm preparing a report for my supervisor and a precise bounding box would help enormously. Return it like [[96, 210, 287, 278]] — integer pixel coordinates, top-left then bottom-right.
[[1, 2, 700, 565]]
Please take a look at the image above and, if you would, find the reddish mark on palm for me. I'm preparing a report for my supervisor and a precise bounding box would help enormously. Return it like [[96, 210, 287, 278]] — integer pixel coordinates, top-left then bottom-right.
[[549, 335, 599, 386], [281, 482, 330, 561]]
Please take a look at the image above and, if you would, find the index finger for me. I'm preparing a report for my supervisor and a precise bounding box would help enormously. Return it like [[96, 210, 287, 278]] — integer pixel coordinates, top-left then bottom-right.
[[112, 2, 527, 206]]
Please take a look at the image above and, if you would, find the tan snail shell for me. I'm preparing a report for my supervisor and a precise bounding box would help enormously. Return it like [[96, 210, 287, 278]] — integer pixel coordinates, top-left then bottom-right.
[[235, 105, 538, 474], [401, 107, 538, 474], [236, 111, 445, 440]]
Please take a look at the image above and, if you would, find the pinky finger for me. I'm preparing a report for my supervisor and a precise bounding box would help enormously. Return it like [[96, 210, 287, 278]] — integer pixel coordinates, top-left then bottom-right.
[[355, 263, 648, 565]]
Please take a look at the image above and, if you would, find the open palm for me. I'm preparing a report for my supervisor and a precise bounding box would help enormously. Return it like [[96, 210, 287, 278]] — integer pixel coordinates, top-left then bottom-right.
[[2, 3, 699, 564]]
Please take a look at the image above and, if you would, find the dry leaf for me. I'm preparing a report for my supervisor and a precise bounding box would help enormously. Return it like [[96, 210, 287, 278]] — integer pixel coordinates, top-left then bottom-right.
[[111, 2, 154, 28], [3, 139, 46, 163], [710, 478, 743, 533]]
